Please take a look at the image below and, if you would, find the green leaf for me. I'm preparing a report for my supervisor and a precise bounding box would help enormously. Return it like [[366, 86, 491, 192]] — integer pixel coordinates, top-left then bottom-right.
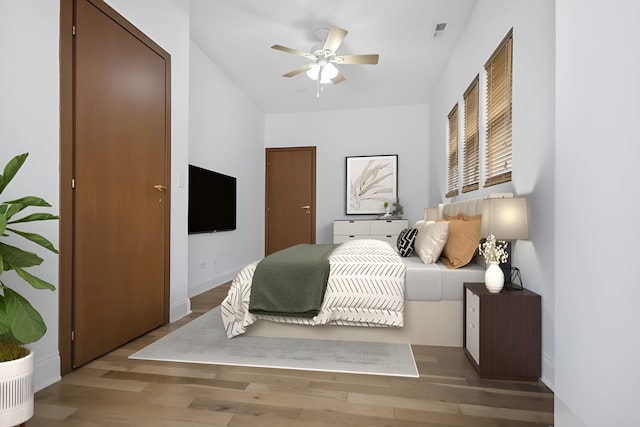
[[3, 287, 46, 344], [0, 153, 28, 195], [0, 302, 9, 336], [0, 210, 5, 235], [0, 243, 43, 269], [3, 196, 52, 208], [8, 212, 59, 224], [13, 265, 56, 291], [6, 227, 58, 253]]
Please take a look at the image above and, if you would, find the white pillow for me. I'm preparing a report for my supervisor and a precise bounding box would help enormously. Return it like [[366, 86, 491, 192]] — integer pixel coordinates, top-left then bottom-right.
[[414, 221, 450, 264], [413, 219, 426, 230]]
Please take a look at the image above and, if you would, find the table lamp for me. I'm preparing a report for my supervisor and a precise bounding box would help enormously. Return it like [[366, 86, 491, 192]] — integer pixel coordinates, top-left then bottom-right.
[[480, 197, 529, 285]]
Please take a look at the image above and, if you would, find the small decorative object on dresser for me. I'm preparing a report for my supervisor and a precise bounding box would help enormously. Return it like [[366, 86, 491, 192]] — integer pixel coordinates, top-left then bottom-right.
[[479, 234, 508, 293]]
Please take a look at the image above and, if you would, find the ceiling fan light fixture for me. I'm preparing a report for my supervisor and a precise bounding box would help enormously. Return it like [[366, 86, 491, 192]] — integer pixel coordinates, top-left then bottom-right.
[[306, 62, 339, 84]]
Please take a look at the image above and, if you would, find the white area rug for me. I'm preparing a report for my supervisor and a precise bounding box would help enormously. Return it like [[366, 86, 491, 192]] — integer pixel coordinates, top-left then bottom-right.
[[130, 307, 418, 378]]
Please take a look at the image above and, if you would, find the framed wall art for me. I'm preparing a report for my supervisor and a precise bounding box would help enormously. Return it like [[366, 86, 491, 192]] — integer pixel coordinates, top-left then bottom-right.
[[345, 154, 398, 215]]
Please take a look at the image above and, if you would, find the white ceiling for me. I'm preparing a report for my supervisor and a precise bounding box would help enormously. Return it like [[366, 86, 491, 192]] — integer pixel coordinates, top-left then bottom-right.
[[189, 0, 477, 114]]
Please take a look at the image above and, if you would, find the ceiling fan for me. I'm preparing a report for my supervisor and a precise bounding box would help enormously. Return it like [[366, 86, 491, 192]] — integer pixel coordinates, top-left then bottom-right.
[[271, 26, 379, 97]]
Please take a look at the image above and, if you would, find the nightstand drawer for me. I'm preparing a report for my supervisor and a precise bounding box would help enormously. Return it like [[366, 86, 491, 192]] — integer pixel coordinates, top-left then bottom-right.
[[465, 288, 480, 364]]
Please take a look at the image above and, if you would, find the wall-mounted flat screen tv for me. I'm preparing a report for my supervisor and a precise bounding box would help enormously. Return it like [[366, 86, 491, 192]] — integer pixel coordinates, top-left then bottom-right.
[[188, 164, 236, 234]]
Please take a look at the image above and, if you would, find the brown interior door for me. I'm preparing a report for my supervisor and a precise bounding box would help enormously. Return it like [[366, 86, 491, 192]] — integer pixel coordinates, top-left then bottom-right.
[[265, 147, 316, 255], [71, 0, 170, 367]]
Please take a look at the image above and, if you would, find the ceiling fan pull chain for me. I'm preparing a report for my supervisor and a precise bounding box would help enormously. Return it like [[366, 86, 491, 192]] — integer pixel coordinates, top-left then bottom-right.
[[316, 66, 323, 98]]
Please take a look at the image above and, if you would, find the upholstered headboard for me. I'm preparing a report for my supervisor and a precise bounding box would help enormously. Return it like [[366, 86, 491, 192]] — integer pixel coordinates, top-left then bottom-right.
[[423, 197, 486, 221], [438, 197, 485, 219]]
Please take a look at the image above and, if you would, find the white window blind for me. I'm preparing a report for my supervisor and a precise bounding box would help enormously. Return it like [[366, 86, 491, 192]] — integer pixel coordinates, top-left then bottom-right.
[[484, 29, 513, 187], [446, 104, 459, 198], [462, 76, 479, 193]]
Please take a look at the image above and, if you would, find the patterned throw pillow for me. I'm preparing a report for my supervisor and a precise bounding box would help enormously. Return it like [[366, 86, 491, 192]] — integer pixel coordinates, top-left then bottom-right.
[[396, 227, 419, 257]]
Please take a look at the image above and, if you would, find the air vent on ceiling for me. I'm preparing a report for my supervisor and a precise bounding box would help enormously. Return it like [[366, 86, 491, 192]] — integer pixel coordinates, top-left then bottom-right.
[[433, 22, 447, 37]]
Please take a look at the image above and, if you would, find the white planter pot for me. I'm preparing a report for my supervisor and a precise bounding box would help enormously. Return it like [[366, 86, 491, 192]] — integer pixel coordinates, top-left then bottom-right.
[[0, 351, 34, 426], [484, 262, 504, 293]]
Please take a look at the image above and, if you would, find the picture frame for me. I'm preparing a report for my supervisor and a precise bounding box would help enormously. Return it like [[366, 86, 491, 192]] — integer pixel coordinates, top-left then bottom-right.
[[346, 154, 398, 215]]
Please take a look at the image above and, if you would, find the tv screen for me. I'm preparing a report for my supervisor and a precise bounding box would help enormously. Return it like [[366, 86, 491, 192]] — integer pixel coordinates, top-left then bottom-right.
[[188, 164, 236, 234]]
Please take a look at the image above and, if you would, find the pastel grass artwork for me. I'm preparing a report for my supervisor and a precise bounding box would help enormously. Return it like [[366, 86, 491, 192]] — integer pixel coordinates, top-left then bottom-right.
[[346, 155, 397, 215]]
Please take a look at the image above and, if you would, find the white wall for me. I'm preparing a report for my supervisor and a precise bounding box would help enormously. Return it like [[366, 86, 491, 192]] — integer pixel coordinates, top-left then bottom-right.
[[555, 1, 640, 425], [428, 0, 556, 387], [187, 41, 265, 296], [265, 105, 430, 243], [0, 1, 61, 391]]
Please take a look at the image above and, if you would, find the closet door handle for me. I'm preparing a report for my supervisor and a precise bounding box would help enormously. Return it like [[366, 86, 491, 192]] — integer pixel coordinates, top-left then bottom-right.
[[154, 184, 167, 192]]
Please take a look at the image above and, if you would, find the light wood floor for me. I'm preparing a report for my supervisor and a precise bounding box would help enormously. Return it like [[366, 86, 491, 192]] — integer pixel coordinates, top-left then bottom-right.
[[31, 284, 554, 426]]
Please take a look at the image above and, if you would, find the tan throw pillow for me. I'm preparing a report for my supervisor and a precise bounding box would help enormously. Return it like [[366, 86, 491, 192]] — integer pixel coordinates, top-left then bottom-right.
[[439, 217, 481, 269], [414, 221, 450, 264]]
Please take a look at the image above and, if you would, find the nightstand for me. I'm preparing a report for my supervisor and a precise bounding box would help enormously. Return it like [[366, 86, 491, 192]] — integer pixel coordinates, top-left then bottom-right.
[[463, 282, 541, 381]]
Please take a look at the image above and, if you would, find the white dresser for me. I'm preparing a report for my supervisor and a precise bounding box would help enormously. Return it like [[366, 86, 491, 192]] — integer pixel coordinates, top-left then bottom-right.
[[333, 219, 408, 245]]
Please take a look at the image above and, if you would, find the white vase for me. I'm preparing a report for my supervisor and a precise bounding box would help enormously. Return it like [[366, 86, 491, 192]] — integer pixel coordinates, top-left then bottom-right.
[[485, 262, 504, 293]]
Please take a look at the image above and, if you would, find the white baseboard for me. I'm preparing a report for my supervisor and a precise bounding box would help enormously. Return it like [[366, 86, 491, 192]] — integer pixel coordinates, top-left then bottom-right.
[[540, 351, 555, 391], [170, 297, 191, 322], [34, 352, 61, 393], [189, 270, 239, 298]]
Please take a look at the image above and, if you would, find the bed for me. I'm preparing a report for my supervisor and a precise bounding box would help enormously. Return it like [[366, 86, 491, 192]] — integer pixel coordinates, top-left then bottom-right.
[[220, 197, 487, 347], [221, 239, 406, 338]]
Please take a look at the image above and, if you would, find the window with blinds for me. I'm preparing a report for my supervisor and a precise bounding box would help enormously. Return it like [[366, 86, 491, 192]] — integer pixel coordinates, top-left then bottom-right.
[[462, 76, 479, 193], [484, 29, 513, 187], [445, 104, 459, 198]]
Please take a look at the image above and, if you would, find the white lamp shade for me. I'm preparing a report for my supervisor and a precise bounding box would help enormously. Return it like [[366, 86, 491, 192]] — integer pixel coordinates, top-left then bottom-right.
[[306, 62, 339, 83], [480, 197, 529, 240]]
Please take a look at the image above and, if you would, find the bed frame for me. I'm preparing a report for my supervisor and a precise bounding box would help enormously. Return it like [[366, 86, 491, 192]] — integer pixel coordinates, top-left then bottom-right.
[[244, 197, 486, 347]]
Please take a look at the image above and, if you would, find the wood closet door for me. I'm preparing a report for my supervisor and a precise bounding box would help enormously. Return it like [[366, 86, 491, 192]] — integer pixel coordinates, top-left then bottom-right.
[[265, 147, 316, 255], [71, 0, 171, 367]]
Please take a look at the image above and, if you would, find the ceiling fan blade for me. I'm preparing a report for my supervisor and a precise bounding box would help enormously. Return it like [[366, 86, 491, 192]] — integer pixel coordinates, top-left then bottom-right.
[[335, 54, 379, 65], [323, 27, 348, 52], [282, 63, 313, 78], [331, 72, 346, 84], [271, 44, 312, 59]]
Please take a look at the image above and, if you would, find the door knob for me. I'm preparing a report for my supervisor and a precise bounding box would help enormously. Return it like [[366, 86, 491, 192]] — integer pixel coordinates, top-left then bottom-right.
[[300, 205, 310, 209], [154, 184, 167, 192]]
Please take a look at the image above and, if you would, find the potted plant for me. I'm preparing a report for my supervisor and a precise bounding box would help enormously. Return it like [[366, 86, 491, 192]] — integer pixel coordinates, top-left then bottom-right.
[[0, 152, 58, 425]]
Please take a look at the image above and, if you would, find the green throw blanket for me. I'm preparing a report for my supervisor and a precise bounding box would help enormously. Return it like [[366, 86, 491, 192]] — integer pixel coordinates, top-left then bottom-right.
[[248, 243, 338, 318]]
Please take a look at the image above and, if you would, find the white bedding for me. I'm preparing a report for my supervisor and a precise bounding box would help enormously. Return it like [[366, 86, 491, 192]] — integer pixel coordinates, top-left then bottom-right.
[[402, 255, 485, 301], [221, 239, 406, 338]]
